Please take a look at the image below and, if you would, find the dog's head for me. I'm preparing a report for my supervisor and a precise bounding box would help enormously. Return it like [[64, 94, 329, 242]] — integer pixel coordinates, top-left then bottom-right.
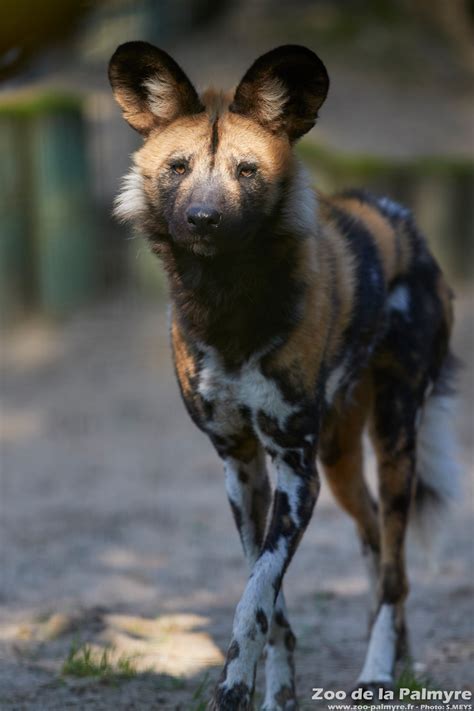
[[109, 43, 329, 256]]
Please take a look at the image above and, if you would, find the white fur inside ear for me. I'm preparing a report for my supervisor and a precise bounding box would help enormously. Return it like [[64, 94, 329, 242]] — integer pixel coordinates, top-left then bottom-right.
[[114, 166, 146, 223], [143, 75, 178, 122], [257, 77, 287, 123]]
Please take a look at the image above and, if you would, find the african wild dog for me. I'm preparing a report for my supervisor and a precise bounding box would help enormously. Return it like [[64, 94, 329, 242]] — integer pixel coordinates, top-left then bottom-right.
[[109, 43, 459, 710]]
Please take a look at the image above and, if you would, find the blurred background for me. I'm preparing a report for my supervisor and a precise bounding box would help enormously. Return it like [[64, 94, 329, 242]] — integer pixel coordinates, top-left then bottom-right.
[[0, 2, 473, 709]]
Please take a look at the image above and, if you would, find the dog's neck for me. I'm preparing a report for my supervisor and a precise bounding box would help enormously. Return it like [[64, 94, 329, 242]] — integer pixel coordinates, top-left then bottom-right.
[[163, 229, 305, 368], [159, 162, 319, 368]]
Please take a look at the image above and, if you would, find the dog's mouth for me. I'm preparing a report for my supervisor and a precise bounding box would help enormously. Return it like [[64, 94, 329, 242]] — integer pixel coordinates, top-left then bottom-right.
[[187, 237, 218, 257], [172, 229, 250, 258]]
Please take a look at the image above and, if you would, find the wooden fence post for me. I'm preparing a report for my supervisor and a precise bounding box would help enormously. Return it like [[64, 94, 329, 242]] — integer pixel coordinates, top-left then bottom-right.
[[0, 114, 31, 322], [29, 97, 98, 316]]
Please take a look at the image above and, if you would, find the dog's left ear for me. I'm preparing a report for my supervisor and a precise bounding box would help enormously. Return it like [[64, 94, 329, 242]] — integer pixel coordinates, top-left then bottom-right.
[[230, 45, 329, 142]]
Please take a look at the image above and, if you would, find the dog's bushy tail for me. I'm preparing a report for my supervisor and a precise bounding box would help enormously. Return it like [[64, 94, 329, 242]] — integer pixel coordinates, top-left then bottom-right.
[[411, 353, 462, 546]]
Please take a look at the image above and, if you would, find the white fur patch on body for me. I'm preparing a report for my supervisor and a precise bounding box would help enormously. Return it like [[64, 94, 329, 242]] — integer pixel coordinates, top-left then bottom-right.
[[325, 359, 347, 404], [224, 452, 268, 566], [197, 345, 298, 442], [357, 604, 396, 684], [275, 458, 304, 526], [387, 284, 410, 314], [377, 196, 411, 221], [114, 166, 146, 223], [417, 391, 460, 501], [413, 387, 461, 550]]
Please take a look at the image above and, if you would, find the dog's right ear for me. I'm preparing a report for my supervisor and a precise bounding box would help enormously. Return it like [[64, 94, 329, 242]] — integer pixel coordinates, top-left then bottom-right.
[[108, 42, 203, 135]]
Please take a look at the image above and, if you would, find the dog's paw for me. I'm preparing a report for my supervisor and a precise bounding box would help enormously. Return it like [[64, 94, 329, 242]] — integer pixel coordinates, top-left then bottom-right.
[[209, 681, 252, 711], [262, 683, 298, 710], [351, 682, 394, 705]]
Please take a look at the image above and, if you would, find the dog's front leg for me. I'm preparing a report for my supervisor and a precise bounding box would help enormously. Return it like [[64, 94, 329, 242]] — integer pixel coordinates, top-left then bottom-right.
[[211, 447, 320, 711]]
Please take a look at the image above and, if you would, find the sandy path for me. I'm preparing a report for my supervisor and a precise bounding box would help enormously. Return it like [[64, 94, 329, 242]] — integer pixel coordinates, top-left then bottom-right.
[[1, 287, 472, 710]]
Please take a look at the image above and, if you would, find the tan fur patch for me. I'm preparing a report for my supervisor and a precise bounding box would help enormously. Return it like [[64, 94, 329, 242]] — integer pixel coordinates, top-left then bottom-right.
[[132, 109, 292, 218], [136, 114, 210, 173], [267, 226, 355, 394], [320, 376, 379, 550], [267, 239, 327, 393], [320, 221, 356, 361], [217, 112, 291, 174], [112, 86, 157, 135], [331, 196, 399, 282], [171, 317, 197, 398]]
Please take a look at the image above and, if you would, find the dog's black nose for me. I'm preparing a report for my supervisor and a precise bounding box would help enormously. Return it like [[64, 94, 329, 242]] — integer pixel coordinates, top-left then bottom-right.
[[186, 205, 222, 234]]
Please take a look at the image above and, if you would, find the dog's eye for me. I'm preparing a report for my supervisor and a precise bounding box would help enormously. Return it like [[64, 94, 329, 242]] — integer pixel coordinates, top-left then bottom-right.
[[238, 164, 257, 179], [171, 162, 187, 175]]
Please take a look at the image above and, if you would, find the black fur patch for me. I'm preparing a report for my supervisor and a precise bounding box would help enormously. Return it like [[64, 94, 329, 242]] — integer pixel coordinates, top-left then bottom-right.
[[284, 629, 296, 652], [274, 610, 290, 628], [229, 500, 243, 532], [256, 608, 269, 635], [211, 117, 219, 155]]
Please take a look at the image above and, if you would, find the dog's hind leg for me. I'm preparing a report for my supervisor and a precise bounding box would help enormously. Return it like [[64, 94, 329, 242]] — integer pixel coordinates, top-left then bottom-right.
[[320, 378, 380, 613], [356, 375, 419, 690]]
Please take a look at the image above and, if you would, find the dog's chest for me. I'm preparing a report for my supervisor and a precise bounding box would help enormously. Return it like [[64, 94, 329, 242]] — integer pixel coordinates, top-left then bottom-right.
[[197, 348, 295, 439]]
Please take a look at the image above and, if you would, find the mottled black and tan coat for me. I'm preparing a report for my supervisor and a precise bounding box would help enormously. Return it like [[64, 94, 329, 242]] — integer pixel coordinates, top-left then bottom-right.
[[109, 43, 459, 711]]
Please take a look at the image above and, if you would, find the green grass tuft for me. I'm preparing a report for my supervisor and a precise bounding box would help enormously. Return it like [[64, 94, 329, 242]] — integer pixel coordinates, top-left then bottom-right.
[[191, 671, 211, 711], [116, 654, 139, 679], [61, 641, 138, 681], [396, 665, 432, 702]]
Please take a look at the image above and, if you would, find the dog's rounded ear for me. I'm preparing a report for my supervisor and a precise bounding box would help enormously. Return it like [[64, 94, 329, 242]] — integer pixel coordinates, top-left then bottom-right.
[[230, 45, 329, 142], [108, 42, 203, 135]]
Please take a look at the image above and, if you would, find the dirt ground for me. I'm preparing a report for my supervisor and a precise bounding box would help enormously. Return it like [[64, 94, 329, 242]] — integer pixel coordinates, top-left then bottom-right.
[[1, 285, 473, 710]]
